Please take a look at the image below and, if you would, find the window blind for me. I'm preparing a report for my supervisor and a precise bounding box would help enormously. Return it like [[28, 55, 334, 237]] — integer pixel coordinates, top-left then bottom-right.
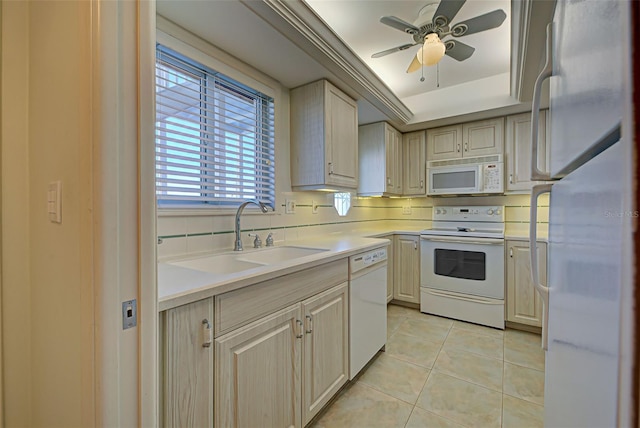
[[155, 45, 276, 207]]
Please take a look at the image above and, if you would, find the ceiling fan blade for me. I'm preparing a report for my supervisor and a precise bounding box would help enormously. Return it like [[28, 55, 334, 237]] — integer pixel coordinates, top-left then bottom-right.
[[406, 55, 422, 73], [433, 0, 466, 25], [450, 9, 507, 37], [380, 16, 420, 35], [371, 43, 418, 58], [444, 40, 475, 61]]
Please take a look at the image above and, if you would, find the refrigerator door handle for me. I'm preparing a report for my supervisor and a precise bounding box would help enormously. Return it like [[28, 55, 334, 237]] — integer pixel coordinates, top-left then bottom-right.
[[530, 184, 553, 350], [531, 23, 554, 181]]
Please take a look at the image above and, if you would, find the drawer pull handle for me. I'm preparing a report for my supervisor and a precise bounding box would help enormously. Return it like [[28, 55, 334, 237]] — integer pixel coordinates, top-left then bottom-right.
[[201, 319, 212, 348], [305, 315, 313, 334]]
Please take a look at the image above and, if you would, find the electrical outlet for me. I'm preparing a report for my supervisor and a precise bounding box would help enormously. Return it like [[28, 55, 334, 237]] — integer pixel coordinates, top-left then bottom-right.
[[402, 205, 412, 215], [285, 199, 296, 214], [312, 200, 319, 214]]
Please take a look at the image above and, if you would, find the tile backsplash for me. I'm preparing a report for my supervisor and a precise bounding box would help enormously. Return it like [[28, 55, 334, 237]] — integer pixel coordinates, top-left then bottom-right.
[[157, 192, 549, 259]]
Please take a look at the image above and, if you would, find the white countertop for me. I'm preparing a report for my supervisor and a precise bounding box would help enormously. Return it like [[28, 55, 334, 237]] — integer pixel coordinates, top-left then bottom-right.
[[158, 234, 394, 311]]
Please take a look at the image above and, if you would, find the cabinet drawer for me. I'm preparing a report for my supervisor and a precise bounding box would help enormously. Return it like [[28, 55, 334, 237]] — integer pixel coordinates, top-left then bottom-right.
[[215, 259, 348, 336]]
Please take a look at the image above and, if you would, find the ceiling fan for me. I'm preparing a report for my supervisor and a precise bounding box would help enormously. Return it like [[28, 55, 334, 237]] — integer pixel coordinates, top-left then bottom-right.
[[372, 0, 507, 73]]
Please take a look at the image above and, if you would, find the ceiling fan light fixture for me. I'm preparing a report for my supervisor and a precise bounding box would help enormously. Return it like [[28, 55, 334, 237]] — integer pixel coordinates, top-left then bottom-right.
[[417, 33, 446, 66]]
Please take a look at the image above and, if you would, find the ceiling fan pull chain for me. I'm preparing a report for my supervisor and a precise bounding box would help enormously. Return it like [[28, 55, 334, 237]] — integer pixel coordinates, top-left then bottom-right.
[[437, 62, 440, 88], [420, 64, 425, 82]]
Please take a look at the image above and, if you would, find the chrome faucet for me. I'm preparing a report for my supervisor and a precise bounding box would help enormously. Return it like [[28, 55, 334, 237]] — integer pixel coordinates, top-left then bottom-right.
[[234, 200, 270, 251]]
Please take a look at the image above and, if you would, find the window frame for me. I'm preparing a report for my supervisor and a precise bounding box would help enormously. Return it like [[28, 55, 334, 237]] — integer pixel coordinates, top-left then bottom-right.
[[155, 29, 283, 216]]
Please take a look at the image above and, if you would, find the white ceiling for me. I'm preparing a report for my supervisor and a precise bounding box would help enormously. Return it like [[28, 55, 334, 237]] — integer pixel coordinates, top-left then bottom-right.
[[306, 0, 511, 98], [156, 0, 529, 129]]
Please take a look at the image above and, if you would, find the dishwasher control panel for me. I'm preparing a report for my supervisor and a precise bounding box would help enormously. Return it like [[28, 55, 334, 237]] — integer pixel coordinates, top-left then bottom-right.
[[349, 247, 387, 273]]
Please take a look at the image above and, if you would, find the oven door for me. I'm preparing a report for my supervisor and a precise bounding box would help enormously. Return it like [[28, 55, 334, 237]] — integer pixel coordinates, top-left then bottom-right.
[[420, 235, 505, 299]]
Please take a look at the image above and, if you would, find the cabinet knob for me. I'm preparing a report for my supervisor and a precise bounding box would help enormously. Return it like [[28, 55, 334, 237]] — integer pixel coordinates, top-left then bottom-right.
[[509, 248, 513, 258], [201, 319, 212, 348]]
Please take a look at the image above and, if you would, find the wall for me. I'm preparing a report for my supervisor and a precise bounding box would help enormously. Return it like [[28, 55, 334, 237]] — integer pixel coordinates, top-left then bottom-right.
[[157, 193, 549, 259], [1, 1, 31, 425]]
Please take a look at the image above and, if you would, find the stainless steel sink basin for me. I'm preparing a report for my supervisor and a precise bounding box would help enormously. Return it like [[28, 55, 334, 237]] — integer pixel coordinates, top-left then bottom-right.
[[238, 246, 329, 265], [167, 246, 329, 275], [170, 254, 265, 275]]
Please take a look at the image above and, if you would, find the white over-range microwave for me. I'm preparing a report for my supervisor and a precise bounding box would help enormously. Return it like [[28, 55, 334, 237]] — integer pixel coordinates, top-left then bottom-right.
[[427, 155, 504, 196]]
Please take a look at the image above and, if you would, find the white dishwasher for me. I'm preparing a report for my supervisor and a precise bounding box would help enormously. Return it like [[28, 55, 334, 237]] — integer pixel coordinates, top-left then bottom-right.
[[349, 246, 388, 379]]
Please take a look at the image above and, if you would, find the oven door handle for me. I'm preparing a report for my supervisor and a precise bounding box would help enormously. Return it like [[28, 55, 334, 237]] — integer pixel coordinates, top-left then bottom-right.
[[420, 236, 504, 245]]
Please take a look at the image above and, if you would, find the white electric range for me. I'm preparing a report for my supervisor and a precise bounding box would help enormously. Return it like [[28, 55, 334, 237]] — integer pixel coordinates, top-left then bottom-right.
[[420, 206, 505, 329]]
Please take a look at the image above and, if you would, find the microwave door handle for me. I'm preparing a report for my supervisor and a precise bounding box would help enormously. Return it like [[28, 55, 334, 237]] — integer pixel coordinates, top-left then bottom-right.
[[530, 184, 553, 350], [531, 24, 553, 181]]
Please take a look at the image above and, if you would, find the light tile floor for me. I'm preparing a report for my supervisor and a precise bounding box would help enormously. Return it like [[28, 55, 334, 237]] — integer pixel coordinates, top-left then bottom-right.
[[311, 304, 545, 428]]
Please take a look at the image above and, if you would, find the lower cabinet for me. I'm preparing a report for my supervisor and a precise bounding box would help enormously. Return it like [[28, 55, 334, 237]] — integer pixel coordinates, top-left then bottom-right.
[[215, 282, 349, 427], [162, 297, 214, 427], [381, 234, 394, 303], [393, 235, 420, 304], [506, 239, 547, 327]]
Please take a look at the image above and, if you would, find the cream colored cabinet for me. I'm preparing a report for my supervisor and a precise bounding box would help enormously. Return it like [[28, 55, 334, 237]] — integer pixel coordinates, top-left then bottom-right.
[[291, 80, 358, 191], [506, 240, 547, 327], [393, 235, 420, 304], [358, 122, 402, 196], [215, 304, 301, 428], [162, 298, 214, 428], [427, 118, 504, 161], [463, 117, 504, 157], [402, 131, 426, 196], [426, 124, 463, 161], [215, 280, 349, 428], [301, 283, 349, 424], [505, 110, 550, 192], [381, 234, 394, 303]]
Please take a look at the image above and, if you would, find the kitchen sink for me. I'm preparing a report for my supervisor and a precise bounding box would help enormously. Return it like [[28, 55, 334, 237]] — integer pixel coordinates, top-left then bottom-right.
[[238, 246, 329, 265], [169, 254, 265, 275], [167, 246, 329, 275]]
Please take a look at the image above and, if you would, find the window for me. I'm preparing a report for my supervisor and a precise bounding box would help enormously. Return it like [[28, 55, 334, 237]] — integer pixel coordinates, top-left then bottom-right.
[[155, 45, 275, 208], [333, 192, 351, 216]]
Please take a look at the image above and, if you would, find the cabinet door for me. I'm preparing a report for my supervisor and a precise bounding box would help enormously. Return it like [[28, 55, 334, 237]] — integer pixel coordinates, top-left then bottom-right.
[[384, 235, 394, 302], [163, 298, 214, 428], [326, 82, 358, 188], [506, 241, 547, 327], [393, 235, 420, 304], [301, 282, 349, 425], [403, 131, 426, 196], [505, 111, 549, 192], [384, 125, 403, 194], [463, 117, 504, 157], [426, 124, 463, 161], [215, 304, 302, 428]]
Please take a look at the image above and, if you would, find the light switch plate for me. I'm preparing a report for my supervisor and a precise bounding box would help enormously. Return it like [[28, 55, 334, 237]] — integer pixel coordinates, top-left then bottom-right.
[[48, 181, 62, 223], [312, 200, 318, 214], [402, 206, 412, 215]]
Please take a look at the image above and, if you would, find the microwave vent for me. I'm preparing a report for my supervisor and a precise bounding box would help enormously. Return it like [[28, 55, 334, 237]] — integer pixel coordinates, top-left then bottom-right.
[[428, 154, 501, 168]]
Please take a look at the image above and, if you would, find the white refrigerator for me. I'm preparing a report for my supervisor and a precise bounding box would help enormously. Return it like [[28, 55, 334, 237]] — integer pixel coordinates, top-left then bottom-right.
[[528, 0, 635, 426]]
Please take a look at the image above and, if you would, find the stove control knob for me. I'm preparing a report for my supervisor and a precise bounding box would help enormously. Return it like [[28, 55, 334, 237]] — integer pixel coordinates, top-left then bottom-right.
[[436, 209, 441, 214], [474, 209, 479, 214], [496, 209, 502, 215], [442, 209, 447, 214], [487, 209, 494, 215]]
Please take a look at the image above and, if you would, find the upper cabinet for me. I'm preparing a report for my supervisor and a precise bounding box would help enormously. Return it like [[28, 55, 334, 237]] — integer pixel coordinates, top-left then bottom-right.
[[402, 131, 426, 196], [358, 122, 402, 196], [505, 110, 550, 192], [290, 80, 358, 191], [427, 118, 504, 161]]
